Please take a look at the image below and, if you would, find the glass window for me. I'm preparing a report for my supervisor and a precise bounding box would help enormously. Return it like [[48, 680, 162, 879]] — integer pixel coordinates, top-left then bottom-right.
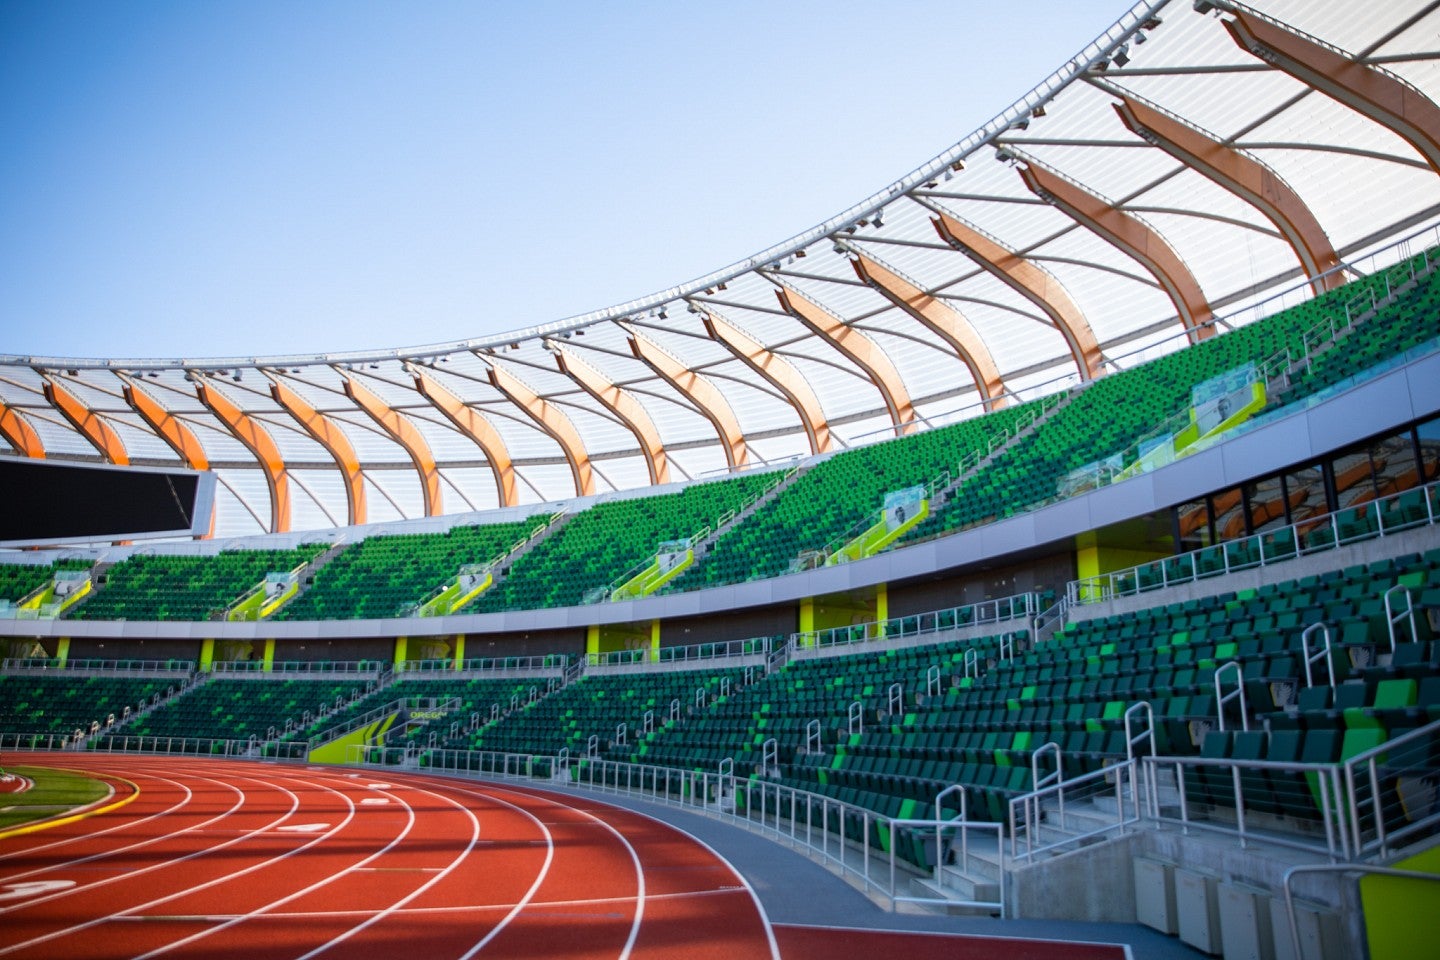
[[1210, 485, 1247, 541], [1176, 497, 1213, 553], [1244, 474, 1288, 534], [1282, 462, 1326, 524], [1415, 417, 1440, 486], [1370, 430, 1420, 500]]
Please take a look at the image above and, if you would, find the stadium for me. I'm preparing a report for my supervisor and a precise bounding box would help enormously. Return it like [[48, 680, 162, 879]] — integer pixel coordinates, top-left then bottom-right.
[[2, 0, 1440, 957]]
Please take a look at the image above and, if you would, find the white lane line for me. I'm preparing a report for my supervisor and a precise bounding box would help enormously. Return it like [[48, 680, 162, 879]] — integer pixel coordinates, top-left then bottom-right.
[[329, 771, 557, 960], [295, 782, 484, 960], [120, 765, 377, 960], [0, 773, 223, 913], [113, 884, 740, 923], [479, 781, 781, 960], [0, 880, 78, 902], [0, 767, 194, 868], [612, 805, 781, 960], [0, 766, 349, 957], [457, 781, 646, 960], [133, 777, 413, 960]]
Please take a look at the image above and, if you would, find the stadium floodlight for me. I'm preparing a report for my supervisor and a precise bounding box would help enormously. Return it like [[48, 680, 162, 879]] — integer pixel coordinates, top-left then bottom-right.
[[1113, 44, 1131, 67]]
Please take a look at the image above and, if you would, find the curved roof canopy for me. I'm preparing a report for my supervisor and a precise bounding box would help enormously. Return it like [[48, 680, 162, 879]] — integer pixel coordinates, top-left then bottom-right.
[[5, 0, 1440, 538]]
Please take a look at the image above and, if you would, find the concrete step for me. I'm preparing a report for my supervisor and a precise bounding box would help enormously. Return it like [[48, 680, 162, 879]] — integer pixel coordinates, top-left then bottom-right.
[[912, 874, 1000, 914], [934, 830, 1005, 883]]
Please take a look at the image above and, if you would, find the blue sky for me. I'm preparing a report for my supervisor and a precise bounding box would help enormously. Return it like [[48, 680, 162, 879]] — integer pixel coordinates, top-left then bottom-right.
[[0, 1, 1131, 361]]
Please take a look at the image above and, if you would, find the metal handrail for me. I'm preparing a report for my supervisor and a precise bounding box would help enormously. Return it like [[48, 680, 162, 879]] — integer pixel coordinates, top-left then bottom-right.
[[1144, 753, 1351, 861], [411, 746, 1001, 913], [1069, 477, 1440, 606], [794, 592, 1037, 651], [1281, 863, 1440, 960]]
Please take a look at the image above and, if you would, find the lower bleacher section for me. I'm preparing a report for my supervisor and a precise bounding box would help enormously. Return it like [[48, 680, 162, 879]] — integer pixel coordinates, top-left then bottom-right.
[[0, 670, 182, 739], [5, 525, 1439, 957]]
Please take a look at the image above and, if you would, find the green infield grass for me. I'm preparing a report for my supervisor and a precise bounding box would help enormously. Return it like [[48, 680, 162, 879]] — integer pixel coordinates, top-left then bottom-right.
[[0, 766, 111, 830]]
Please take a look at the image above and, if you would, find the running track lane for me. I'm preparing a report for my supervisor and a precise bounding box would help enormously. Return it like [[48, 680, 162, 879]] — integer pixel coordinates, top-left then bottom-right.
[[0, 757, 778, 959], [0, 757, 1128, 960]]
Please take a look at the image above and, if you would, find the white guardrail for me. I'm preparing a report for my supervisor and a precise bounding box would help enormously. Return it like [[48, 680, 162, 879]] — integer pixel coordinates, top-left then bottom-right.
[[1069, 479, 1440, 607]]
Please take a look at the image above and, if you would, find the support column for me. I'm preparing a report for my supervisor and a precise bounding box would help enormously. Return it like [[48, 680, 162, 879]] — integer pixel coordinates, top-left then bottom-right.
[[1225, 9, 1440, 176], [0, 402, 44, 458], [199, 638, 215, 673], [650, 619, 661, 664], [196, 378, 292, 533], [54, 637, 70, 667], [393, 636, 408, 668], [269, 379, 367, 527], [774, 284, 918, 434], [341, 374, 443, 517], [1018, 163, 1215, 343], [1114, 96, 1344, 294], [550, 344, 671, 484], [453, 634, 466, 671], [43, 378, 129, 464], [261, 639, 276, 672], [627, 330, 749, 469], [850, 253, 1007, 405], [798, 598, 816, 648], [485, 360, 594, 497], [931, 210, 1105, 380], [697, 306, 833, 454]]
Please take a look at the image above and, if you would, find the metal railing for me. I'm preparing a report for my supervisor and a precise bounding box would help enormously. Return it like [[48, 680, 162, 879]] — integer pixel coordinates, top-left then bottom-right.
[[213, 659, 389, 676], [1, 658, 194, 676], [1009, 757, 1145, 864], [1144, 753, 1353, 861], [585, 635, 774, 669], [68, 734, 311, 760], [1341, 719, 1440, 860], [368, 747, 1003, 913], [4, 714, 1436, 922], [794, 592, 1038, 651], [1069, 479, 1440, 606], [396, 654, 567, 675]]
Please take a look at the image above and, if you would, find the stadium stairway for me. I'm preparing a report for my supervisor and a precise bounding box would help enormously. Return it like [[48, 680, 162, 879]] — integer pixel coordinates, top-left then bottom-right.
[[923, 389, 1076, 519]]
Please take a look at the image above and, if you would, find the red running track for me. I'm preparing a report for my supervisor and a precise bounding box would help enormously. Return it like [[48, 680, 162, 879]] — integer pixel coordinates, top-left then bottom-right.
[[0, 757, 1126, 960]]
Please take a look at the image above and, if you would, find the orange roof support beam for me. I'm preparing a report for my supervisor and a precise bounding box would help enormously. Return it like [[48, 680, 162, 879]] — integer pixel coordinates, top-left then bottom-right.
[[42, 377, 129, 464], [696, 306, 832, 455], [412, 369, 517, 508], [269, 378, 367, 527], [1018, 163, 1215, 344], [1225, 9, 1440, 177], [195, 378, 291, 533], [773, 283, 918, 434], [848, 252, 1008, 406], [931, 211, 1105, 380], [341, 374, 443, 517], [485, 360, 594, 498], [0, 402, 44, 459], [549, 343, 671, 485], [1114, 96, 1344, 295], [122, 376, 215, 538], [627, 330, 749, 470], [120, 377, 209, 469]]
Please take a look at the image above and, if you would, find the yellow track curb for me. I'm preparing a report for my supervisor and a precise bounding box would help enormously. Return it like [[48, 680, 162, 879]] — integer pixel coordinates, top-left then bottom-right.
[[0, 768, 140, 840]]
